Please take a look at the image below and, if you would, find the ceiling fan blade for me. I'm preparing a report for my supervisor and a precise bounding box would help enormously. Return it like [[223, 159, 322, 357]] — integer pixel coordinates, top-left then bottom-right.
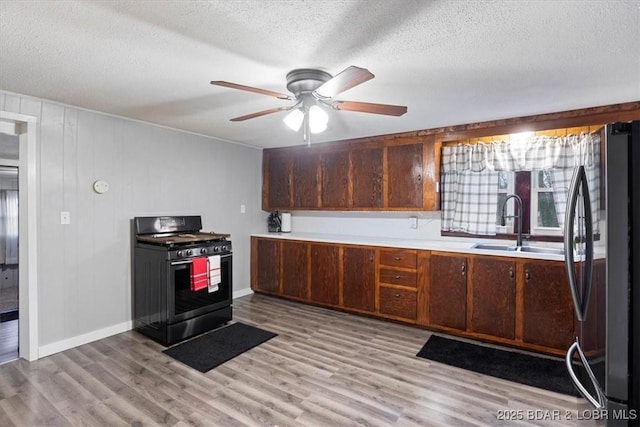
[[314, 66, 374, 98], [332, 100, 408, 116], [211, 81, 293, 100], [230, 107, 288, 122]]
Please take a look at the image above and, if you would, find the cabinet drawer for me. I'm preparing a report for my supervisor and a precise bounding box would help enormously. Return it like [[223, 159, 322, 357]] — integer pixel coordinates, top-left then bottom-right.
[[380, 249, 417, 269], [380, 287, 417, 320], [379, 268, 417, 287]]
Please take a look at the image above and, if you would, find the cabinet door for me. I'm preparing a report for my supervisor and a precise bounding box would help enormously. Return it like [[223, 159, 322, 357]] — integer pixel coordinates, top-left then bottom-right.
[[292, 152, 320, 208], [252, 238, 281, 293], [429, 254, 467, 330], [321, 150, 350, 208], [387, 143, 423, 208], [351, 147, 383, 208], [470, 257, 516, 340], [522, 261, 574, 350], [309, 244, 340, 305], [281, 241, 309, 299], [265, 154, 291, 209], [343, 247, 375, 312]]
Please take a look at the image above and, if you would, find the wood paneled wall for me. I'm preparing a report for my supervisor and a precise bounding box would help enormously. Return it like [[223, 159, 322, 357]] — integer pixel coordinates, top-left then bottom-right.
[[0, 91, 264, 350]]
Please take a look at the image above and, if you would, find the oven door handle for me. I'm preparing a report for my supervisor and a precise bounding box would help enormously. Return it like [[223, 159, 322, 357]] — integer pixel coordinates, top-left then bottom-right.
[[170, 260, 193, 266]]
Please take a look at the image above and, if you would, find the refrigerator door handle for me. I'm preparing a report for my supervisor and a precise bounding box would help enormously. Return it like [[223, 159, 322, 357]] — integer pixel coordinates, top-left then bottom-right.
[[564, 165, 594, 321], [566, 340, 606, 409]]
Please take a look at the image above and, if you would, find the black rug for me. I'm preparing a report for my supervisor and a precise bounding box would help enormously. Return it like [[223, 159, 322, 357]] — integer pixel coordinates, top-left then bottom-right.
[[416, 336, 579, 396], [163, 322, 277, 373]]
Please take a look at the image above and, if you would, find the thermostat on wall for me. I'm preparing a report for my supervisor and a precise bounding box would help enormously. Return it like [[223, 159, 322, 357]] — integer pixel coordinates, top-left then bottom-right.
[[93, 180, 110, 194]]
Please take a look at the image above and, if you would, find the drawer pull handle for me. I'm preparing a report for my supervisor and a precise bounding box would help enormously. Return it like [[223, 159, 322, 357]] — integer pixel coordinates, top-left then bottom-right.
[[394, 275, 401, 279], [394, 256, 401, 261], [395, 293, 401, 297]]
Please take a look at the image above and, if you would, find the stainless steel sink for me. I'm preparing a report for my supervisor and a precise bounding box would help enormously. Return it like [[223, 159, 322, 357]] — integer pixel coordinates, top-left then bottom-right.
[[471, 243, 517, 251], [517, 246, 564, 255], [471, 243, 564, 255]]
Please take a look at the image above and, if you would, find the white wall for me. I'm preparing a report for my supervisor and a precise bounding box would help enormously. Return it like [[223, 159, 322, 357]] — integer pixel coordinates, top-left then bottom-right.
[[0, 91, 265, 350]]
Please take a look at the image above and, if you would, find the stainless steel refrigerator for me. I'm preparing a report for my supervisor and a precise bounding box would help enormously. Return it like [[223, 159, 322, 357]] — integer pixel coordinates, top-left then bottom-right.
[[564, 121, 639, 426]]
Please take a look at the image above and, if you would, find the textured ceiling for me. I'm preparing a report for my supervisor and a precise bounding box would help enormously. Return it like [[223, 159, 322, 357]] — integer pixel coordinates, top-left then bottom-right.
[[1, 0, 639, 149]]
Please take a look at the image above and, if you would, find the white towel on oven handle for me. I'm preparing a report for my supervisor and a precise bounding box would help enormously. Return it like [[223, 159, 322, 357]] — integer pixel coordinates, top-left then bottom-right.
[[208, 255, 221, 293]]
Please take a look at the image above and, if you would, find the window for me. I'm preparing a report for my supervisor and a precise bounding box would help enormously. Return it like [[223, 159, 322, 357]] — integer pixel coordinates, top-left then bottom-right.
[[496, 171, 561, 238], [440, 129, 601, 241]]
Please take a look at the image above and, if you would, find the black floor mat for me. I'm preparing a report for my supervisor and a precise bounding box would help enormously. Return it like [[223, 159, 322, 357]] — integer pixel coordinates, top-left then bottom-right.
[[163, 322, 277, 373], [417, 335, 580, 396]]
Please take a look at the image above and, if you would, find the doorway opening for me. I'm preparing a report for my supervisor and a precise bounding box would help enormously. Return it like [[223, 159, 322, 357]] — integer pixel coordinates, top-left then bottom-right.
[[0, 142, 19, 364]]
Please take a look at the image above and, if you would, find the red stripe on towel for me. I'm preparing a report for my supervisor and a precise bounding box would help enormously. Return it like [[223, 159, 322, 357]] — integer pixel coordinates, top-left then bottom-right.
[[190, 257, 208, 291]]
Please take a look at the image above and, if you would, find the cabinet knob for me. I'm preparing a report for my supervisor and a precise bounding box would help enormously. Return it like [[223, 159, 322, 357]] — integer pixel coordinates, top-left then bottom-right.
[[395, 293, 401, 298], [509, 268, 514, 278], [394, 275, 401, 280], [461, 263, 466, 276], [394, 256, 401, 261], [525, 270, 530, 281]]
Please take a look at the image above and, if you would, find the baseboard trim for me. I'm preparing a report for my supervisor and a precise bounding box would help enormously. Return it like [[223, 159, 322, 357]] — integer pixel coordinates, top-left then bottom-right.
[[37, 290, 254, 359], [38, 320, 133, 359], [233, 288, 253, 299]]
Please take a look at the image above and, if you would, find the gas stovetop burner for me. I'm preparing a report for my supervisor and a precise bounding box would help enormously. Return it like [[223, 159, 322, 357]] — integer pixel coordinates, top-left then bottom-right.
[[137, 232, 230, 247]]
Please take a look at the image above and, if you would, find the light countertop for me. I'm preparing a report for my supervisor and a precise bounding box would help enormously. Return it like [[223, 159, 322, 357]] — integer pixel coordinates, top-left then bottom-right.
[[251, 232, 606, 261]]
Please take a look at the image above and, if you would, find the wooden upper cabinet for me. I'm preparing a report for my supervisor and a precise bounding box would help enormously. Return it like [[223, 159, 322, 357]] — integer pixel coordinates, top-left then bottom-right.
[[387, 143, 423, 208], [429, 253, 467, 331], [522, 261, 575, 350], [320, 150, 350, 208], [352, 146, 383, 208], [470, 257, 516, 340], [309, 244, 340, 306], [264, 153, 291, 210], [342, 246, 376, 312], [292, 152, 320, 209], [281, 241, 309, 300]]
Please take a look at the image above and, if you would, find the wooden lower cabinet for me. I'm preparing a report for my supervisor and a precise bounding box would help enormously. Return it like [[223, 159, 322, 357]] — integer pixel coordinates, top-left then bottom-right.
[[251, 237, 578, 355], [522, 261, 575, 350], [309, 244, 340, 305], [342, 246, 376, 312], [281, 241, 309, 299], [469, 257, 516, 340], [252, 238, 281, 293], [429, 253, 467, 331]]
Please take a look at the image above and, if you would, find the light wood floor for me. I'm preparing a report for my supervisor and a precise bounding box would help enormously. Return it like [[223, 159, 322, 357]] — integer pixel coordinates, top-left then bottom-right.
[[0, 294, 598, 426]]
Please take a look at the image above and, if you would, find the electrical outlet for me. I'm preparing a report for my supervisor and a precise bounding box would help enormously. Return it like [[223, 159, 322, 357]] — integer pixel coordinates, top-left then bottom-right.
[[409, 216, 418, 229], [240, 204, 246, 214]]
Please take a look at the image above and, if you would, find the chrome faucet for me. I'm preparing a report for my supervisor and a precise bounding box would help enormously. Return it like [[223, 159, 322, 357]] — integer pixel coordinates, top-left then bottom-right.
[[500, 194, 523, 247]]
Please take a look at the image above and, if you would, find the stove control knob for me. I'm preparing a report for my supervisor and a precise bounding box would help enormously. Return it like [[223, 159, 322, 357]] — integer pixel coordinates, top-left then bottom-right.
[[176, 250, 183, 257], [221, 245, 228, 252], [213, 246, 220, 252], [200, 248, 207, 255], [186, 249, 193, 256]]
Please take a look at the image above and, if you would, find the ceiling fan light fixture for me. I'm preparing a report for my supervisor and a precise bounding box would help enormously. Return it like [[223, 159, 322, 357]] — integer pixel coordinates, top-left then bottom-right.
[[309, 105, 329, 134], [283, 108, 304, 131]]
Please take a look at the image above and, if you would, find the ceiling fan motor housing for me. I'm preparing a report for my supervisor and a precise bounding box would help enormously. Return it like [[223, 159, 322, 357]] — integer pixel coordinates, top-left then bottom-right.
[[286, 69, 332, 96]]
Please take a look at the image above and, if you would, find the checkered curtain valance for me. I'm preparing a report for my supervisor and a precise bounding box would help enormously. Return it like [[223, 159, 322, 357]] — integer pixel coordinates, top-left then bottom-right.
[[441, 133, 600, 235]]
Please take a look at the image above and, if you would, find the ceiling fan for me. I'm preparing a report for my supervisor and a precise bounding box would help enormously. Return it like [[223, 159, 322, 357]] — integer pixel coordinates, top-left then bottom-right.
[[211, 66, 408, 145]]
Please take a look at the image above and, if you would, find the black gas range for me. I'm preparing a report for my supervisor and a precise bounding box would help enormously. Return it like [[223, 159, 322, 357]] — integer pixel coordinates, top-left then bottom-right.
[[132, 216, 233, 346]]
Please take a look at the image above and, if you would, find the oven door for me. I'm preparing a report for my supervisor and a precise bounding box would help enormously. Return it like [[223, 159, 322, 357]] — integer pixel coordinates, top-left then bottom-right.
[[167, 253, 232, 324]]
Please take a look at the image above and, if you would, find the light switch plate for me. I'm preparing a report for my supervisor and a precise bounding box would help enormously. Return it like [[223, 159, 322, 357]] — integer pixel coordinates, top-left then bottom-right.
[[60, 211, 71, 225]]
